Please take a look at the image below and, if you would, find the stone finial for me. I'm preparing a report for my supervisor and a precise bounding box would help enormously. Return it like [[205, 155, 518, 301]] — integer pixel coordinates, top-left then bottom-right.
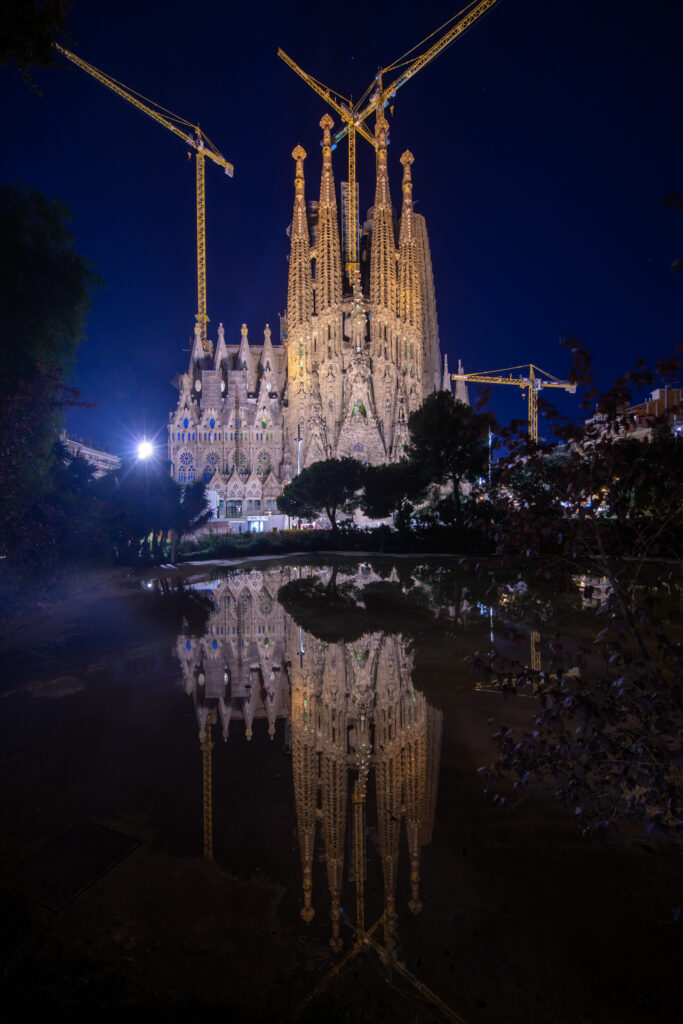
[[320, 112, 334, 142], [264, 324, 271, 342], [218, 323, 225, 342], [292, 145, 307, 197], [292, 144, 307, 169], [400, 149, 414, 185], [241, 323, 248, 339]]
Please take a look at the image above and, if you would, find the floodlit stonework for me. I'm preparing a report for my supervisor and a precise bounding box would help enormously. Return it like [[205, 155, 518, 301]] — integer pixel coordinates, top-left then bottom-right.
[[168, 116, 455, 527]]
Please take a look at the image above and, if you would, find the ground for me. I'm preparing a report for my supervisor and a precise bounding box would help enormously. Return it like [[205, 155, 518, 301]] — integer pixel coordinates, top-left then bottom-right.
[[0, 561, 680, 1022]]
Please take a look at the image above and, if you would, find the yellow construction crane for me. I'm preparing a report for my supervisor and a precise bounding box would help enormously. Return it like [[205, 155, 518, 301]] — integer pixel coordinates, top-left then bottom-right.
[[452, 363, 577, 442], [278, 0, 502, 282], [53, 43, 234, 352]]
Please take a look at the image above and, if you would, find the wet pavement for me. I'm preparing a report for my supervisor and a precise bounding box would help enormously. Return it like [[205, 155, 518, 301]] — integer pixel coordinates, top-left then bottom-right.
[[0, 557, 680, 1022]]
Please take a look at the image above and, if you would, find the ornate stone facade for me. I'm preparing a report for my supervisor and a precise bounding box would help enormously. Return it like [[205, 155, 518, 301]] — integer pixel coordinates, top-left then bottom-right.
[[168, 116, 451, 523]]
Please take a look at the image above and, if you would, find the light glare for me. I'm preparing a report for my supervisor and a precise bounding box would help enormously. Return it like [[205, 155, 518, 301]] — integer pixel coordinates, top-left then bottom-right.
[[137, 440, 154, 460]]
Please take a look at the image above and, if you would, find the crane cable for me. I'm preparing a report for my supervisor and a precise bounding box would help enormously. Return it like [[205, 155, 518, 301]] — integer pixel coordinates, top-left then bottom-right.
[[382, 0, 482, 74]]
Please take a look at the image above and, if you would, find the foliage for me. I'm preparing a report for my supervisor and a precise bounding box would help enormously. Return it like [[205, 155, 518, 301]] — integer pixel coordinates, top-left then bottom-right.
[[0, 185, 98, 565], [407, 391, 494, 512], [478, 342, 683, 841], [97, 460, 211, 564], [360, 459, 429, 531], [277, 458, 365, 536], [1, 1, 70, 82]]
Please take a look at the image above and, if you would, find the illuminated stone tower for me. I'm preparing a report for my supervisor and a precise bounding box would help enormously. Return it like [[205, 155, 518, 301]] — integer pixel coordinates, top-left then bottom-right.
[[282, 116, 445, 474]]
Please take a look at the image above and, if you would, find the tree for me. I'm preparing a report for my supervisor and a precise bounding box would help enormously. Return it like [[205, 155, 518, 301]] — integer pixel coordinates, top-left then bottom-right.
[[277, 458, 365, 538], [479, 344, 683, 841], [0, 185, 98, 565], [407, 392, 494, 513], [1, 1, 70, 82], [361, 460, 429, 534], [98, 461, 211, 564]]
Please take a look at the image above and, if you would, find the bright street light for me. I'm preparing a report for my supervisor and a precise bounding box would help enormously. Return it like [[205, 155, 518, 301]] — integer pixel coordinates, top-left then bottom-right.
[[137, 439, 154, 460]]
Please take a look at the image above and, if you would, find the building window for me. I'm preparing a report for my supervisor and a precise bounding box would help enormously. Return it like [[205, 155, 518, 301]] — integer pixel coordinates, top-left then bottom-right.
[[179, 451, 194, 483], [226, 499, 242, 517], [205, 452, 219, 482]]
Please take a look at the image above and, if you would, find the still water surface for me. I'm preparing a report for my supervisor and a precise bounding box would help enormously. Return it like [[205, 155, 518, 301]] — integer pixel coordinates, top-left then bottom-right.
[[1, 558, 679, 1021]]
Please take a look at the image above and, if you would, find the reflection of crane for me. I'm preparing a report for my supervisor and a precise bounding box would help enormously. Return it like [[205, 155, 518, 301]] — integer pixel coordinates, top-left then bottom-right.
[[278, 0, 501, 282], [452, 364, 577, 443], [53, 44, 234, 352], [200, 709, 216, 862]]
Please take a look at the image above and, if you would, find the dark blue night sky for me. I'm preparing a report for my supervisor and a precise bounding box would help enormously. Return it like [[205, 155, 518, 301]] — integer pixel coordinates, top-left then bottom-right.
[[3, 0, 681, 453]]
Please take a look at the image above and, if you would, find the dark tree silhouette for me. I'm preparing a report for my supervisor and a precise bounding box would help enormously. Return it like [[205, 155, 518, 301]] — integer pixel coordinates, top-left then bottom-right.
[[361, 460, 429, 533], [0, 184, 98, 565], [97, 461, 211, 564], [1, 1, 70, 82], [277, 458, 365, 537], [479, 343, 683, 841], [407, 391, 494, 513]]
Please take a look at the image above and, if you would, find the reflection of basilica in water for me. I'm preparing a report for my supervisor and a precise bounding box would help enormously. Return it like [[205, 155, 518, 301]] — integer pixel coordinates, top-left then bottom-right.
[[174, 565, 442, 953]]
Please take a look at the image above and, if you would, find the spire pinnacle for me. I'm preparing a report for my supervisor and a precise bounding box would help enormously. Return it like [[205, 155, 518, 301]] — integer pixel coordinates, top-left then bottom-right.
[[317, 114, 342, 311], [320, 113, 333, 148], [399, 150, 416, 241], [370, 113, 396, 314], [287, 145, 313, 328], [400, 150, 414, 193], [292, 145, 306, 194], [398, 151, 421, 330]]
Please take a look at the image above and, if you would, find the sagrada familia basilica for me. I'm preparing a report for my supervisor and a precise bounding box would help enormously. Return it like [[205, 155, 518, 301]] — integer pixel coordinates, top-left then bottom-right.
[[167, 114, 463, 528]]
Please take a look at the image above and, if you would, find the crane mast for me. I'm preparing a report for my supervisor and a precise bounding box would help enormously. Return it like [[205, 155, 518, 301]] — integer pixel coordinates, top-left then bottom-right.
[[452, 364, 577, 442], [53, 43, 234, 352], [279, 0, 502, 282]]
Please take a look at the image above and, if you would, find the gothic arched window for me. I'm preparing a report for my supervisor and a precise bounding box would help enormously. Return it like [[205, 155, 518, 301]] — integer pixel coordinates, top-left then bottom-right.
[[205, 452, 219, 482], [179, 451, 194, 483]]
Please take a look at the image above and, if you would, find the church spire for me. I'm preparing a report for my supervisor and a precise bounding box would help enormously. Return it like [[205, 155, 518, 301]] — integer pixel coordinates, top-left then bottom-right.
[[398, 150, 422, 330], [316, 115, 342, 313], [370, 114, 397, 315], [442, 353, 451, 392], [287, 146, 313, 329]]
